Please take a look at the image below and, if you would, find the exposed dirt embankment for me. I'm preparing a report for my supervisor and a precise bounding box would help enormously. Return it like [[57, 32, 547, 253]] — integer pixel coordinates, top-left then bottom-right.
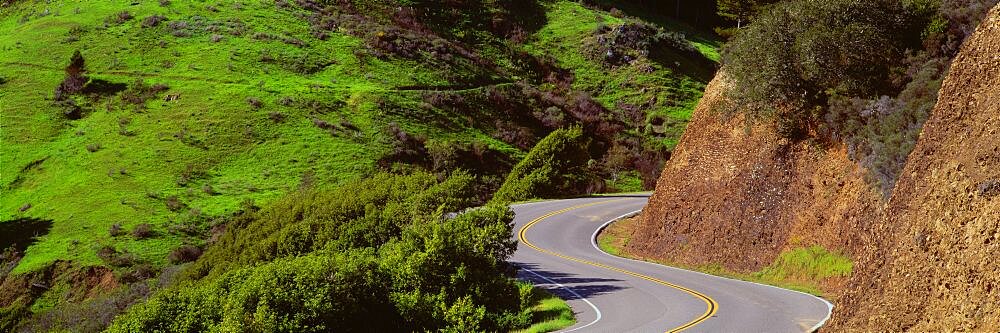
[[829, 7, 1000, 331], [624, 73, 882, 287]]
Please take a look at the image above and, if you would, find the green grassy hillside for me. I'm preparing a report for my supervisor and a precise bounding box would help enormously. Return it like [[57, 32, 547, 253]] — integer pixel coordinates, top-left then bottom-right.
[[0, 1, 717, 329], [1, 0, 716, 274]]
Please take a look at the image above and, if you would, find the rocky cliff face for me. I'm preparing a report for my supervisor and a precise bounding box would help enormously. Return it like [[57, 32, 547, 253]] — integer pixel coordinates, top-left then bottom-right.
[[829, 7, 1000, 331], [625, 73, 883, 277], [629, 5, 1000, 331]]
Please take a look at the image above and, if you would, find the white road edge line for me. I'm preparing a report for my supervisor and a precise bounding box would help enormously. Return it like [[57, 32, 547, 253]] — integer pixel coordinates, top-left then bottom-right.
[[589, 209, 835, 333], [520, 267, 603, 333]]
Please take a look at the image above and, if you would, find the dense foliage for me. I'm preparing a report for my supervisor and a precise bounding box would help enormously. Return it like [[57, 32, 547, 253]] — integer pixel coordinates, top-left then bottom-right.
[[493, 126, 598, 203], [720, 0, 997, 195], [1, 0, 719, 329], [721, 0, 929, 136], [108, 172, 533, 332]]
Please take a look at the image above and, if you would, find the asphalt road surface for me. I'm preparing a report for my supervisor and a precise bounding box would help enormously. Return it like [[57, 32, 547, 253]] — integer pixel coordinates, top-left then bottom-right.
[[510, 196, 832, 333]]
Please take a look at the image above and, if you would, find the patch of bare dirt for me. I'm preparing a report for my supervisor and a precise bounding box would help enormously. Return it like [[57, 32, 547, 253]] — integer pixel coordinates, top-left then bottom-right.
[[0, 261, 117, 308]]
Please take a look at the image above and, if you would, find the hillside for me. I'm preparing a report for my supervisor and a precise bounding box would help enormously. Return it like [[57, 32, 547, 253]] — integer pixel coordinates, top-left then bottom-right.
[[0, 0, 719, 330], [0, 1, 715, 271], [829, 6, 1000, 330], [619, 0, 1000, 330], [622, 72, 877, 291]]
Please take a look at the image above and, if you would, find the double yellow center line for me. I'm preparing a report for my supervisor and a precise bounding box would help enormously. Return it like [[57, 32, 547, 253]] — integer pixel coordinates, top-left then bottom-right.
[[517, 199, 719, 333]]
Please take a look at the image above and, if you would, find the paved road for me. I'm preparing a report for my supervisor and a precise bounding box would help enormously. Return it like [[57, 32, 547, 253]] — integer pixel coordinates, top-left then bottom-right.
[[510, 196, 832, 333]]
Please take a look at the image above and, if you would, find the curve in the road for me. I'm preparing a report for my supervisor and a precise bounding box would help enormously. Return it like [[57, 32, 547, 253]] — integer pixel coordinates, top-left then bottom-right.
[[511, 196, 833, 333], [518, 199, 718, 333]]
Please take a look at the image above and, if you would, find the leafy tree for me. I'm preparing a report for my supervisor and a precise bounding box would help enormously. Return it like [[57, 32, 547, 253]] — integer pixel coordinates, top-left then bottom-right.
[[492, 126, 597, 203], [717, 0, 761, 28], [55, 50, 87, 100], [110, 172, 533, 332], [720, 0, 931, 139]]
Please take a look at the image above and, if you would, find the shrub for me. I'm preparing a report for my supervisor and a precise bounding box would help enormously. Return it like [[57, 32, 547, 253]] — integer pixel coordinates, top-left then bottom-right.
[[85, 143, 101, 152], [17, 282, 152, 332], [267, 111, 286, 123], [721, 0, 997, 195], [108, 11, 133, 25], [109, 223, 125, 237], [141, 15, 166, 28], [131, 224, 154, 239], [493, 126, 597, 203], [977, 179, 1000, 198], [120, 264, 157, 283], [108, 173, 530, 332], [165, 196, 184, 212], [97, 246, 137, 267], [167, 20, 191, 37], [54, 50, 87, 101], [117, 117, 133, 136], [168, 245, 202, 264], [721, 0, 931, 138], [587, 21, 699, 67], [378, 122, 430, 168], [246, 97, 262, 108], [930, 0, 1000, 57], [1, 303, 28, 332], [201, 184, 216, 195]]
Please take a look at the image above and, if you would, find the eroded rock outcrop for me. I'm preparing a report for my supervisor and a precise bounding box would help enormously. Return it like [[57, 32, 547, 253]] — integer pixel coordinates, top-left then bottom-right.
[[624, 73, 882, 283], [829, 7, 1000, 331], [628, 5, 999, 331]]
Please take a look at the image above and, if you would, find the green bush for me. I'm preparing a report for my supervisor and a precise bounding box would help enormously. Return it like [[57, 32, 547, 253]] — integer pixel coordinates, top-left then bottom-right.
[[824, 56, 948, 196], [720, 0, 932, 138], [182, 171, 476, 280], [109, 172, 533, 332], [719, 0, 1000, 196], [0, 302, 29, 333], [492, 126, 597, 203]]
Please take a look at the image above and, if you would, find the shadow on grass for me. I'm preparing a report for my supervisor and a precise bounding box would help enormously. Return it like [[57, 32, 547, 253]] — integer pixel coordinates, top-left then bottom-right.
[[1, 218, 53, 253]]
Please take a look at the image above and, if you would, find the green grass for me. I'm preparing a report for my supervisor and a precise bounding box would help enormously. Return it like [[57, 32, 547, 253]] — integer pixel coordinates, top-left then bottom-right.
[[0, 0, 502, 274], [0, 0, 718, 280], [596, 215, 638, 257], [523, 1, 712, 151], [597, 233, 623, 257], [514, 286, 576, 333], [750, 245, 853, 294], [606, 171, 645, 193], [596, 219, 851, 296], [687, 246, 853, 296]]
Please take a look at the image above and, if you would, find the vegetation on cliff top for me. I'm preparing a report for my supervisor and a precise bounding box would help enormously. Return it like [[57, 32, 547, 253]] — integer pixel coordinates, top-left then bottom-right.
[[721, 0, 998, 196]]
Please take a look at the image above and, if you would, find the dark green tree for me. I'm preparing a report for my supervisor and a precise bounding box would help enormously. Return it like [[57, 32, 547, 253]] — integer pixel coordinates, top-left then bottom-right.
[[716, 0, 777, 28], [55, 50, 87, 100], [492, 126, 597, 203], [720, 0, 929, 139]]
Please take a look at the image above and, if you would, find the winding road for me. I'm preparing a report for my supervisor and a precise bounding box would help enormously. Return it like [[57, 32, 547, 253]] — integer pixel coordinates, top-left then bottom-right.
[[510, 196, 832, 333]]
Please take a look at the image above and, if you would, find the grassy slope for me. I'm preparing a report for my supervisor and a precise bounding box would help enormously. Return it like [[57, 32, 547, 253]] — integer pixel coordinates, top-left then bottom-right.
[[596, 217, 851, 296], [0, 0, 719, 279], [2, 1, 397, 273], [524, 1, 710, 150], [515, 284, 576, 333]]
